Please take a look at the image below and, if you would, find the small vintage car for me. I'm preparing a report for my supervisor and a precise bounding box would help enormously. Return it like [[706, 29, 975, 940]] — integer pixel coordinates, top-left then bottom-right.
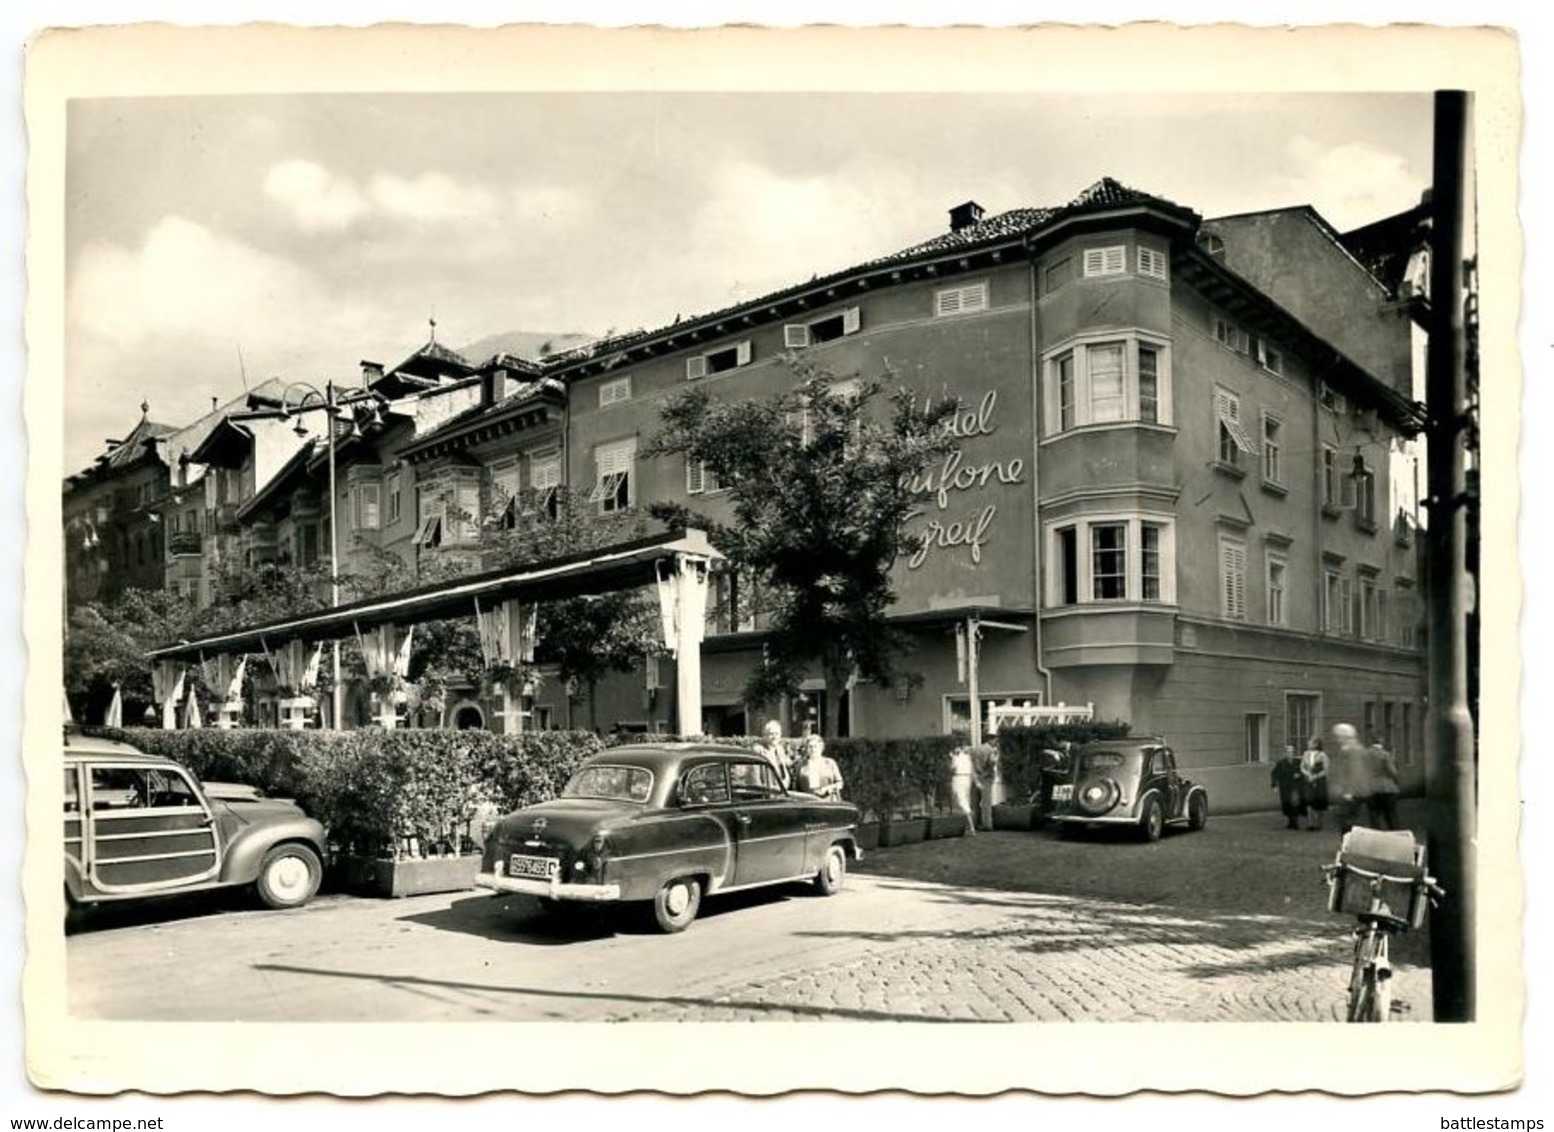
[[477, 744, 861, 932], [64, 731, 328, 917], [1045, 737, 1208, 841]]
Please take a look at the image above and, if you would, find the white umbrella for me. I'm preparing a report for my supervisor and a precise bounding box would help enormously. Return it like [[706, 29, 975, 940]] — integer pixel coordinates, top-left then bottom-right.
[[105, 685, 123, 728]]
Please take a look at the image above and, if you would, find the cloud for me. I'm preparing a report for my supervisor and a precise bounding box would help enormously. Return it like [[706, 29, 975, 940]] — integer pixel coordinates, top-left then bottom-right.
[[370, 172, 500, 224], [263, 159, 369, 232], [512, 184, 592, 230], [1278, 138, 1429, 230]]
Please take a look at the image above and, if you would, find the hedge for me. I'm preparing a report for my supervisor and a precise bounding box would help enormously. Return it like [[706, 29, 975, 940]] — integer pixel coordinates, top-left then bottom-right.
[[80, 725, 602, 858], [993, 720, 1132, 802]]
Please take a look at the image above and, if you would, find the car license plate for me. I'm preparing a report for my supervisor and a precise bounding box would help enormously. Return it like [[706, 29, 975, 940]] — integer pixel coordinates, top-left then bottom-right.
[[508, 854, 559, 880], [1051, 784, 1073, 801]]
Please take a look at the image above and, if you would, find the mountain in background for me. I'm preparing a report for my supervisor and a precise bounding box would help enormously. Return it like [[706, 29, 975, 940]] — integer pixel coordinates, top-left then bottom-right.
[[458, 329, 595, 364]]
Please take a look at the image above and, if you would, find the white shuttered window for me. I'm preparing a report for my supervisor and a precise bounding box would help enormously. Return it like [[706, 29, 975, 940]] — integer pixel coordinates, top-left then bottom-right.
[[1219, 534, 1248, 621]]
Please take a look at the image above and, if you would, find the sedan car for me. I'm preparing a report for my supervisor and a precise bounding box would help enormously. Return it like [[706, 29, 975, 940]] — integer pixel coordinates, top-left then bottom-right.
[[1045, 737, 1208, 842], [477, 744, 861, 932], [64, 730, 327, 917]]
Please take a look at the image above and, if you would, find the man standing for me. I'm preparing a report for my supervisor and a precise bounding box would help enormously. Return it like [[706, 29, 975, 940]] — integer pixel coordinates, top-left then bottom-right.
[[1365, 740, 1402, 831], [969, 743, 999, 832], [754, 719, 791, 789]]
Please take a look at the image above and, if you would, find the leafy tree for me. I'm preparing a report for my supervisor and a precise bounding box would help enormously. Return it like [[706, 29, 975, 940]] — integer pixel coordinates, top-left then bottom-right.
[[65, 588, 200, 718], [645, 354, 959, 737]]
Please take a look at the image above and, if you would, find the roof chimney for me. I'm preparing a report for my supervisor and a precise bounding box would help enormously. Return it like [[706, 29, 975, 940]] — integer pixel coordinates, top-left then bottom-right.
[[360, 360, 385, 386], [949, 200, 985, 233]]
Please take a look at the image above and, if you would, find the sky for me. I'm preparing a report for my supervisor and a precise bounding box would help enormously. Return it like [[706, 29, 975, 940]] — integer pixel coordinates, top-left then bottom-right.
[[61, 90, 1433, 472]]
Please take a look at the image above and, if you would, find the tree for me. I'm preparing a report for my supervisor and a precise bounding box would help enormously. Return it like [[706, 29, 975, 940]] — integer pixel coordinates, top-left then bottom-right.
[[65, 588, 200, 717], [645, 354, 959, 737]]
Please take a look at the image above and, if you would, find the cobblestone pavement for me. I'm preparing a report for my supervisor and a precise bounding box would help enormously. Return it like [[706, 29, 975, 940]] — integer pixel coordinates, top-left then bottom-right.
[[602, 881, 1433, 1022]]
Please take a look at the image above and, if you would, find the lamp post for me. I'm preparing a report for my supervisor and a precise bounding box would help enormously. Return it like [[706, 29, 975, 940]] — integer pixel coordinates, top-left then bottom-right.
[[278, 380, 352, 732]]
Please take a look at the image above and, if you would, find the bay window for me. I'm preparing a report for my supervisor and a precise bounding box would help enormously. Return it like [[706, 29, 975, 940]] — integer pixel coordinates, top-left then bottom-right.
[[1043, 332, 1173, 435], [1047, 515, 1176, 607]]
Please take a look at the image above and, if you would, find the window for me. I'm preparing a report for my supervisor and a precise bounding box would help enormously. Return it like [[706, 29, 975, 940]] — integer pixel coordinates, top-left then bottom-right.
[[1201, 233, 1226, 260], [1138, 346, 1160, 424], [416, 468, 482, 548], [529, 452, 562, 519], [1324, 568, 1354, 634], [934, 280, 989, 317], [1254, 337, 1283, 374], [1090, 524, 1127, 600], [1355, 462, 1378, 529], [685, 341, 752, 380], [1056, 526, 1078, 605], [679, 763, 731, 807], [590, 439, 636, 513], [1383, 701, 1396, 751], [1219, 534, 1248, 620], [298, 521, 320, 567], [706, 568, 757, 634], [386, 472, 402, 526], [1212, 315, 1251, 354], [489, 459, 521, 527], [1214, 387, 1256, 468], [1083, 246, 1126, 277], [1395, 582, 1417, 647], [1245, 713, 1268, 764], [1048, 516, 1176, 607], [686, 459, 723, 495], [1141, 523, 1163, 601], [351, 482, 381, 531], [1360, 574, 1381, 640], [784, 307, 861, 347], [1137, 246, 1168, 281], [1043, 257, 1074, 293], [1261, 413, 1284, 486], [1285, 693, 1321, 751], [1266, 552, 1287, 626], [599, 376, 633, 407], [1319, 382, 1346, 414], [1322, 445, 1342, 509], [729, 762, 782, 801], [1043, 334, 1173, 434]]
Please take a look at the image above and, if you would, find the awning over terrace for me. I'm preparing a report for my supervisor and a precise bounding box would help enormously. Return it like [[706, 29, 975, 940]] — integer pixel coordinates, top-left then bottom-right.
[[148, 529, 723, 734]]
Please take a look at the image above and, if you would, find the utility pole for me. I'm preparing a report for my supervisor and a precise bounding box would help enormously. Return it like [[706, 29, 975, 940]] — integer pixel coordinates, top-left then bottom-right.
[[1424, 89, 1476, 1023]]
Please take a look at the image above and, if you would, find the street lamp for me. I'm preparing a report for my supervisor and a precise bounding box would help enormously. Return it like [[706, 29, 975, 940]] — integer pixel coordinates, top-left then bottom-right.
[[277, 380, 357, 732]]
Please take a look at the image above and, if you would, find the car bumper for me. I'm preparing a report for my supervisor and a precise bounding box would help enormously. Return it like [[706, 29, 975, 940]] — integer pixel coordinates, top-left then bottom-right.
[[1049, 812, 1138, 825], [475, 872, 622, 901]]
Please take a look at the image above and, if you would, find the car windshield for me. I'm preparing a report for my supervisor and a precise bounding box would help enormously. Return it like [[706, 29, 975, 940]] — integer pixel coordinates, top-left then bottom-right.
[[1079, 751, 1128, 772], [562, 764, 654, 803]]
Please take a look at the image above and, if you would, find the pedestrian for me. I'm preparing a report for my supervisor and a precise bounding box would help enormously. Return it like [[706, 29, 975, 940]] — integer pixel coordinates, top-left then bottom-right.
[[1365, 740, 1402, 831], [795, 733, 844, 800], [754, 719, 791, 789], [1270, 744, 1307, 830], [949, 745, 977, 835], [1330, 722, 1369, 834], [1299, 736, 1330, 831], [969, 743, 998, 832]]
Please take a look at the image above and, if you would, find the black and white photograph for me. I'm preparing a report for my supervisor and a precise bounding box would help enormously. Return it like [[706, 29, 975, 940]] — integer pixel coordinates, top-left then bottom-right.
[[15, 15, 1529, 1106]]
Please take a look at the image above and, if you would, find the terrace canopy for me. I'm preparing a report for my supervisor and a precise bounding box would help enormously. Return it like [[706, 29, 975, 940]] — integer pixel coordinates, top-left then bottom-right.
[[147, 529, 722, 733]]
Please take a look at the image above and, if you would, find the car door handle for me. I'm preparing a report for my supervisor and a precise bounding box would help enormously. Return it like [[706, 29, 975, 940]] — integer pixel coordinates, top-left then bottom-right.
[[734, 813, 751, 826]]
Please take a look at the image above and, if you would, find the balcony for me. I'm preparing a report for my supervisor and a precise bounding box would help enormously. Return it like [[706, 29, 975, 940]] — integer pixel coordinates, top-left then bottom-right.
[[169, 530, 203, 557]]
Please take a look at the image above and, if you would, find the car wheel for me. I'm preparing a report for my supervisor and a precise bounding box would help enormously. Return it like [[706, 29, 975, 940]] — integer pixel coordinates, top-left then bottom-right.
[[814, 845, 847, 896], [255, 843, 323, 909], [1139, 797, 1164, 843], [1187, 792, 1209, 832], [651, 876, 702, 933]]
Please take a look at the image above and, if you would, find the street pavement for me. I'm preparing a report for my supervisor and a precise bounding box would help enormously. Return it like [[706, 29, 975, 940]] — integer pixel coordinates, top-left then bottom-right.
[[64, 805, 1434, 1023]]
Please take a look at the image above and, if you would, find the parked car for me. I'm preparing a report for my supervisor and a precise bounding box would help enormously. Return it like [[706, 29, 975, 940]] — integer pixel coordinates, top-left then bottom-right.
[[63, 730, 327, 917], [477, 744, 861, 932], [1045, 737, 1208, 841]]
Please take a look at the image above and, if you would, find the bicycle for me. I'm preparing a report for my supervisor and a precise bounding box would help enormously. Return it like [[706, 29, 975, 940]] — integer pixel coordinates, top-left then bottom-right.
[[1323, 828, 1444, 1023]]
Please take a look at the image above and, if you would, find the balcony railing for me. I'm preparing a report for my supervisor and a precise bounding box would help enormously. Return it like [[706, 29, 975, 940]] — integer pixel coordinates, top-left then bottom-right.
[[169, 530, 203, 557]]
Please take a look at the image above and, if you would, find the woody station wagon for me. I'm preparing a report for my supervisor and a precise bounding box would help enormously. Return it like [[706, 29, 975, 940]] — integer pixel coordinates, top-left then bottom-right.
[[477, 744, 861, 932], [63, 731, 327, 918]]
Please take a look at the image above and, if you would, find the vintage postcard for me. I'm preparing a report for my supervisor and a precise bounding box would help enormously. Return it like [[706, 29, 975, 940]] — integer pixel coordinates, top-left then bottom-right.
[[22, 22, 1524, 1097]]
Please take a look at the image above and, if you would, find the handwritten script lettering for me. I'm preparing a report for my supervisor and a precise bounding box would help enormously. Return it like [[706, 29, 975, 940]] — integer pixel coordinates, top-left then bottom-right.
[[906, 388, 1025, 570]]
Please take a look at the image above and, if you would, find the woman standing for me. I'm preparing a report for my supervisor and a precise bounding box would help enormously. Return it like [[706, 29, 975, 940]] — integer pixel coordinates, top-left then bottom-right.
[[1299, 737, 1330, 831], [795, 734, 845, 800], [949, 745, 977, 835]]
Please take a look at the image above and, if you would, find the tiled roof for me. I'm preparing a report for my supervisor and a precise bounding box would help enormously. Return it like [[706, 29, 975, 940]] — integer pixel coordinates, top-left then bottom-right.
[[544, 177, 1190, 369], [96, 417, 176, 472], [398, 377, 565, 456]]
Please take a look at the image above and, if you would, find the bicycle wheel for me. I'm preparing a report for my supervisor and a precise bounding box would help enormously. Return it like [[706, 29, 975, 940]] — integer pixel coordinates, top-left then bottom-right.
[[1346, 929, 1391, 1023]]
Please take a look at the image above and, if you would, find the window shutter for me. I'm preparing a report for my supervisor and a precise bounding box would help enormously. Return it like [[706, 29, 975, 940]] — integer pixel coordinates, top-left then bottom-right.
[[362, 483, 380, 529], [784, 324, 810, 349], [842, 306, 862, 335], [936, 288, 961, 317], [735, 340, 752, 367], [686, 459, 705, 495], [685, 356, 708, 381], [1083, 249, 1104, 275], [1105, 246, 1125, 273]]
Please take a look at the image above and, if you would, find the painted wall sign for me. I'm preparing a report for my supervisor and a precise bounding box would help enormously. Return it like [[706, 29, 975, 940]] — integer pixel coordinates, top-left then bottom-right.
[[905, 389, 1026, 569]]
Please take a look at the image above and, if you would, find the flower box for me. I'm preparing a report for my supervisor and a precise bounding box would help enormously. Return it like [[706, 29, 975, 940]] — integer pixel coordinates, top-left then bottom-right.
[[339, 852, 481, 899], [927, 812, 971, 839], [992, 802, 1039, 832], [879, 816, 928, 848]]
